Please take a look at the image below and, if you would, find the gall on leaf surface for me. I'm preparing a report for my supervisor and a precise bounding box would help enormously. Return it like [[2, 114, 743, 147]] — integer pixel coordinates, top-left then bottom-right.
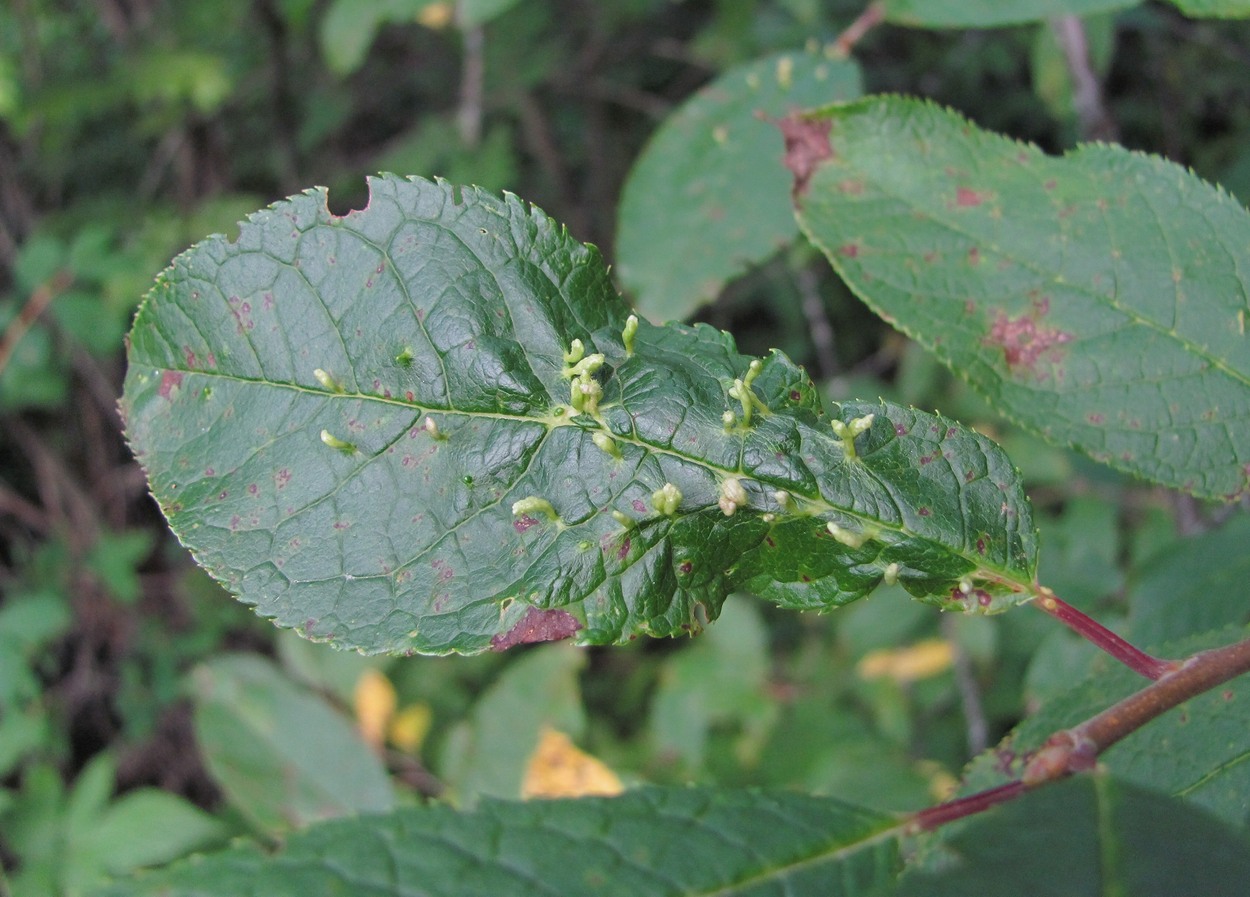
[[122, 176, 1036, 655], [793, 96, 1250, 501]]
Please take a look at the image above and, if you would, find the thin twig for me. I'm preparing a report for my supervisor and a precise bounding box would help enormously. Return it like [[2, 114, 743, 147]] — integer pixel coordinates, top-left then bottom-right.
[[910, 633, 1250, 832], [833, 3, 885, 58], [0, 270, 73, 378], [456, 20, 485, 148], [1051, 15, 1117, 141], [1033, 589, 1178, 680], [942, 615, 989, 756], [794, 264, 839, 379]]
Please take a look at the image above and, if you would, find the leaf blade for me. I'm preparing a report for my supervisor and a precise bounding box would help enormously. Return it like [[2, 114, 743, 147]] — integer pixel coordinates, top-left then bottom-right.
[[93, 787, 901, 897], [123, 176, 1037, 656], [616, 50, 861, 321], [795, 96, 1250, 500]]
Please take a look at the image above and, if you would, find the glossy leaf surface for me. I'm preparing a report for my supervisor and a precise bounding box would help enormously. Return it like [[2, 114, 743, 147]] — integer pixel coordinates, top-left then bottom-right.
[[900, 775, 1250, 896], [795, 96, 1250, 500], [95, 787, 900, 897], [616, 50, 861, 321], [122, 176, 1037, 655]]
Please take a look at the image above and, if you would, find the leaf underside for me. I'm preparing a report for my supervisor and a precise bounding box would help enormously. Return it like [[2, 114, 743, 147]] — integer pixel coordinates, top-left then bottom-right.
[[795, 96, 1250, 501], [122, 176, 1036, 655]]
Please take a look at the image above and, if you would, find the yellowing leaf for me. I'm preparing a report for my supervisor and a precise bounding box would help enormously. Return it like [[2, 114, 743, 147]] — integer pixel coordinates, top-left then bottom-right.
[[389, 703, 433, 753], [353, 669, 397, 750], [521, 727, 623, 799], [857, 639, 953, 684], [417, 2, 453, 28]]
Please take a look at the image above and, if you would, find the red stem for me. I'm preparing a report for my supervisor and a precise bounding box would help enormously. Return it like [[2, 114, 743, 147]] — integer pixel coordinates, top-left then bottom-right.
[[1033, 590, 1178, 680]]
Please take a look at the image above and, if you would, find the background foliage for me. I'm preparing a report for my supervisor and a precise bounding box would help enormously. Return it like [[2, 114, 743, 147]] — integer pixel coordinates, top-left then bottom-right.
[[2, 1, 1249, 894]]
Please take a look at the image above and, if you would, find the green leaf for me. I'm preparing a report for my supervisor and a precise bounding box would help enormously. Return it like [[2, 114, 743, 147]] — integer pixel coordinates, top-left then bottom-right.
[[440, 643, 586, 801], [122, 176, 1037, 656], [92, 787, 901, 897], [794, 96, 1250, 500], [70, 790, 227, 892], [616, 50, 861, 321], [899, 775, 1250, 896], [649, 597, 776, 773], [319, 0, 441, 75], [1128, 515, 1250, 647], [881, 0, 1250, 26], [458, 0, 525, 27], [964, 626, 1250, 827], [881, 0, 1135, 27], [191, 655, 395, 833], [1171, 0, 1250, 15]]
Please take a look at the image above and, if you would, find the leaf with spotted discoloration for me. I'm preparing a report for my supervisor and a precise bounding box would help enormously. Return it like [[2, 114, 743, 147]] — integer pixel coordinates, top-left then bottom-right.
[[793, 97, 1250, 501], [122, 176, 1036, 656]]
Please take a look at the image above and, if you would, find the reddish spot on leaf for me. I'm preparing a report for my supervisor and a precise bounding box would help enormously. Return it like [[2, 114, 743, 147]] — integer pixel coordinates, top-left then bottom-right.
[[839, 179, 864, 195], [976, 537, 987, 554], [618, 537, 631, 561], [967, 247, 981, 266], [918, 507, 931, 516], [678, 561, 693, 575], [514, 515, 538, 533], [1088, 413, 1105, 424], [838, 243, 860, 259], [956, 187, 987, 207], [894, 423, 908, 436], [776, 114, 833, 200], [765, 536, 776, 547], [490, 606, 581, 651], [789, 390, 802, 401], [632, 499, 647, 513], [158, 370, 183, 399], [983, 299, 1073, 379]]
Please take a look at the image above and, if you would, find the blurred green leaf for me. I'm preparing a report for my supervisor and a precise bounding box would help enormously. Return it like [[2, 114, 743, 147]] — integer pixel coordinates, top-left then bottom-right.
[[1128, 515, 1250, 647], [648, 598, 776, 773], [616, 49, 861, 321], [70, 790, 227, 890], [900, 774, 1250, 896], [85, 530, 154, 605], [93, 787, 901, 897], [440, 643, 585, 801], [191, 654, 395, 833], [320, 0, 442, 75], [796, 96, 1250, 500], [458, 0, 526, 27]]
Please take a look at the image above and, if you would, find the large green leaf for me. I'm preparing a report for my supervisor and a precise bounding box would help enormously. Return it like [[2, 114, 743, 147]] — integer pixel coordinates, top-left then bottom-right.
[[192, 655, 395, 833], [93, 787, 901, 897], [882, 0, 1134, 27], [899, 775, 1250, 896], [794, 97, 1250, 500], [616, 50, 861, 321], [880, 0, 1250, 26], [1128, 515, 1250, 647], [122, 176, 1037, 655]]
